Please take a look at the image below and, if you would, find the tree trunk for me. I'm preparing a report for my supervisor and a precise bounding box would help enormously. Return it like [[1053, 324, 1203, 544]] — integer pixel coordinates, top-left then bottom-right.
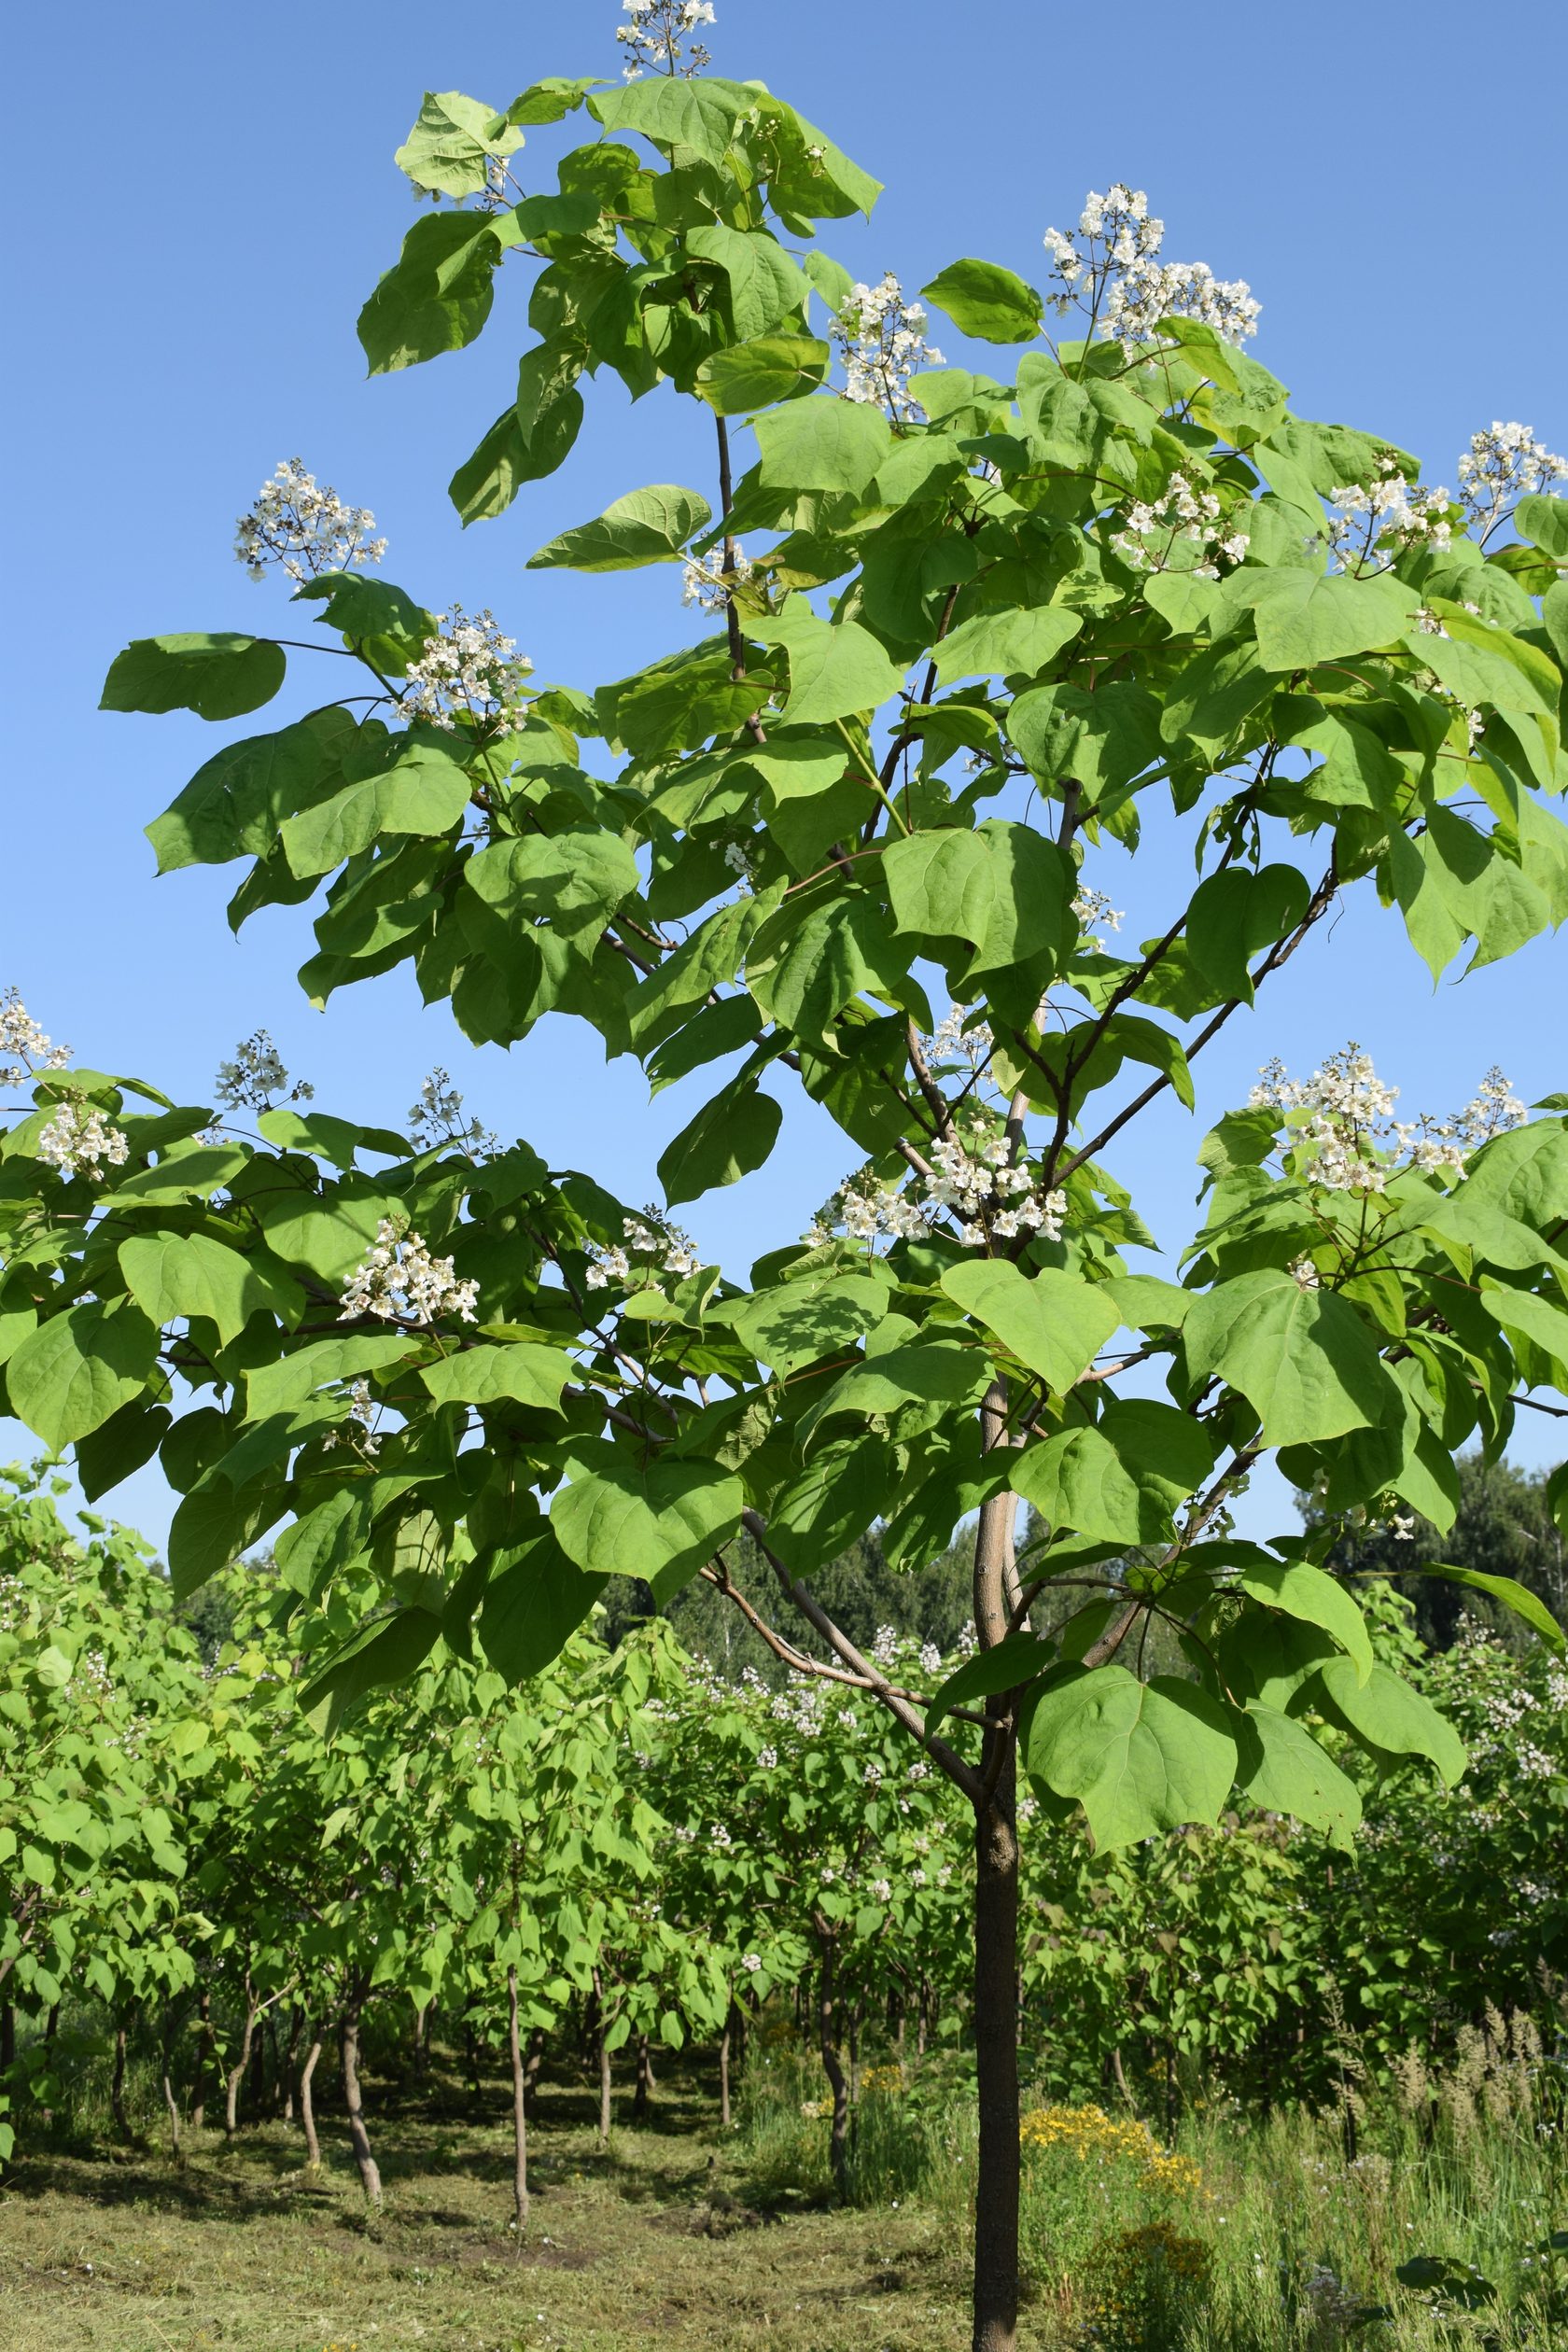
[[111, 2016, 132, 2140], [971, 1444, 1022, 2352], [507, 1965, 529, 2239], [252, 2013, 270, 2112], [282, 2007, 303, 2123], [634, 2032, 654, 2120], [816, 1931, 849, 2197], [298, 2034, 323, 2169], [161, 2068, 184, 2163], [340, 2006, 382, 2205], [39, 2000, 60, 2127], [523, 2023, 545, 2113], [413, 2001, 431, 2078], [190, 1986, 213, 2131], [225, 1978, 260, 2144], [719, 2000, 735, 2131], [590, 1971, 612, 2144], [1, 2001, 15, 2072]]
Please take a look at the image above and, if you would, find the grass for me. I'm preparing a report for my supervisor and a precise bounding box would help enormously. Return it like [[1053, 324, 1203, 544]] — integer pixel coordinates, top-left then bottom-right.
[[0, 2023, 1561, 2351]]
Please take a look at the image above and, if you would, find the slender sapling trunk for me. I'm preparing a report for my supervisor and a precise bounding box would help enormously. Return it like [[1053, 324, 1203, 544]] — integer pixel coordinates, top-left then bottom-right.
[[507, 1964, 529, 2239], [340, 2004, 382, 2205]]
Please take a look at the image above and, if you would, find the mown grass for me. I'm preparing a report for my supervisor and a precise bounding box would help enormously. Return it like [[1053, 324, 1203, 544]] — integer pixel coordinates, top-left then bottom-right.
[[0, 2027, 1561, 2351]]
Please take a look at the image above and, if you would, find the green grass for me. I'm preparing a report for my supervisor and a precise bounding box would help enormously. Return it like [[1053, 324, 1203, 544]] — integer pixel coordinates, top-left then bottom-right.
[[0, 2028, 1561, 2351]]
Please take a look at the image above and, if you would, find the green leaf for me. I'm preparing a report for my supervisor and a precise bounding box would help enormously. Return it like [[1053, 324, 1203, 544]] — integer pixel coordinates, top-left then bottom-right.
[[925, 1633, 1056, 1732], [416, 1342, 572, 1412], [883, 822, 1070, 976], [694, 334, 829, 413], [1183, 1269, 1399, 1445], [357, 213, 501, 375], [110, 1144, 251, 1205], [395, 90, 525, 196], [765, 1439, 892, 1575], [941, 1261, 1120, 1393], [1235, 570, 1416, 672], [245, 1334, 417, 1419], [921, 259, 1043, 343], [279, 737, 473, 876], [167, 1477, 285, 1602], [1236, 1561, 1374, 1683], [551, 1451, 743, 1599], [1025, 1666, 1239, 1849], [528, 483, 714, 573], [101, 635, 287, 723], [1012, 1400, 1214, 1545], [145, 708, 360, 873], [749, 609, 907, 726], [753, 399, 892, 496], [117, 1233, 303, 1348], [687, 224, 812, 342], [300, 1606, 443, 1733], [589, 77, 747, 164], [1233, 1703, 1363, 1849], [1478, 1277, 1568, 1375], [714, 1273, 891, 1378], [7, 1304, 160, 1452], [1006, 682, 1162, 796], [1515, 493, 1568, 559], [801, 1339, 990, 1441], [451, 341, 586, 524], [1184, 864, 1311, 1006], [479, 1533, 606, 1682], [933, 608, 1083, 685], [1315, 1659, 1466, 1786], [466, 827, 639, 936], [657, 1077, 782, 1205], [1421, 1563, 1564, 1653]]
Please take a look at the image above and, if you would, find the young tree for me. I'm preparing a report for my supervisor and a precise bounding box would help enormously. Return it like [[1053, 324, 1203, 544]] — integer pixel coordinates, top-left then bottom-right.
[[4, 7, 1568, 2343]]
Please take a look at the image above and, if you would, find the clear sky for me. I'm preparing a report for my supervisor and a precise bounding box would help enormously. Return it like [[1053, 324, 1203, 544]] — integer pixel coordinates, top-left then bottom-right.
[[4, 0, 1566, 1549]]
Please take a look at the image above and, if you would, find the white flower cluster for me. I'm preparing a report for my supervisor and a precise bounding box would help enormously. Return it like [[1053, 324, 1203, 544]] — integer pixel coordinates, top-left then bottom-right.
[[616, 0, 714, 80], [807, 1133, 1067, 1251], [1043, 184, 1259, 354], [408, 1068, 498, 1159], [1249, 1046, 1525, 1194], [214, 1029, 314, 1115], [338, 1219, 480, 1325], [832, 273, 944, 423], [928, 1132, 1067, 1246], [1325, 456, 1452, 570], [324, 1376, 382, 1456], [0, 988, 72, 1088], [1457, 421, 1568, 533], [740, 1952, 763, 1973], [919, 1003, 994, 1069], [585, 1210, 702, 1291], [682, 542, 754, 614], [1071, 888, 1125, 955], [397, 604, 532, 733], [234, 458, 385, 584], [37, 1100, 130, 1183], [1112, 472, 1249, 580]]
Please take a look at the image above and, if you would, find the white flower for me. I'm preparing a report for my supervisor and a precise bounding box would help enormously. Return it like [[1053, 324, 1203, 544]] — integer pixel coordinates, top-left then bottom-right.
[[740, 1953, 763, 1973], [1289, 1255, 1321, 1293], [910, 1866, 928, 1888], [1112, 471, 1249, 581], [757, 1746, 777, 1771], [1457, 420, 1568, 533], [871, 1878, 892, 1903], [1071, 886, 1127, 952], [616, 0, 714, 79], [37, 1101, 129, 1183], [1323, 457, 1452, 571], [234, 458, 385, 583], [918, 1641, 943, 1677], [325, 1376, 382, 1456], [214, 1029, 313, 1115], [397, 604, 532, 733], [683, 543, 754, 614], [1043, 184, 1258, 354], [0, 988, 71, 1079], [338, 1218, 479, 1325], [408, 1068, 498, 1158], [871, 1623, 900, 1668], [1249, 1044, 1523, 1194], [832, 273, 944, 422]]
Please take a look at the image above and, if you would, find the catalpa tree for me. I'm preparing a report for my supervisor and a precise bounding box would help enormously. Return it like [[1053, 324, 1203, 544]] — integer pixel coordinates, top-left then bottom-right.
[[4, 4, 1568, 2343]]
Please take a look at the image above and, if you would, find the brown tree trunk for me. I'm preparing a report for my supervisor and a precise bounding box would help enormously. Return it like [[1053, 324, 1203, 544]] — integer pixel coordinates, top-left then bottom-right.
[[633, 2031, 654, 2120], [282, 2007, 303, 2123], [815, 1929, 849, 2197], [523, 2023, 545, 2113], [340, 2005, 382, 2205], [225, 1978, 260, 2144], [590, 1971, 612, 2144], [971, 1432, 1022, 2352], [39, 2000, 60, 2127], [298, 2034, 323, 2169], [161, 2068, 184, 2163], [111, 2016, 132, 2140], [190, 1986, 213, 2131], [1, 2001, 15, 2072], [719, 2000, 736, 2131], [507, 1965, 529, 2239]]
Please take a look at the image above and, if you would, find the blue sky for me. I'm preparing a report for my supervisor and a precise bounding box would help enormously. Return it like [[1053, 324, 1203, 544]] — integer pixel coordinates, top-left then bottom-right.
[[5, 0, 1566, 1549]]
